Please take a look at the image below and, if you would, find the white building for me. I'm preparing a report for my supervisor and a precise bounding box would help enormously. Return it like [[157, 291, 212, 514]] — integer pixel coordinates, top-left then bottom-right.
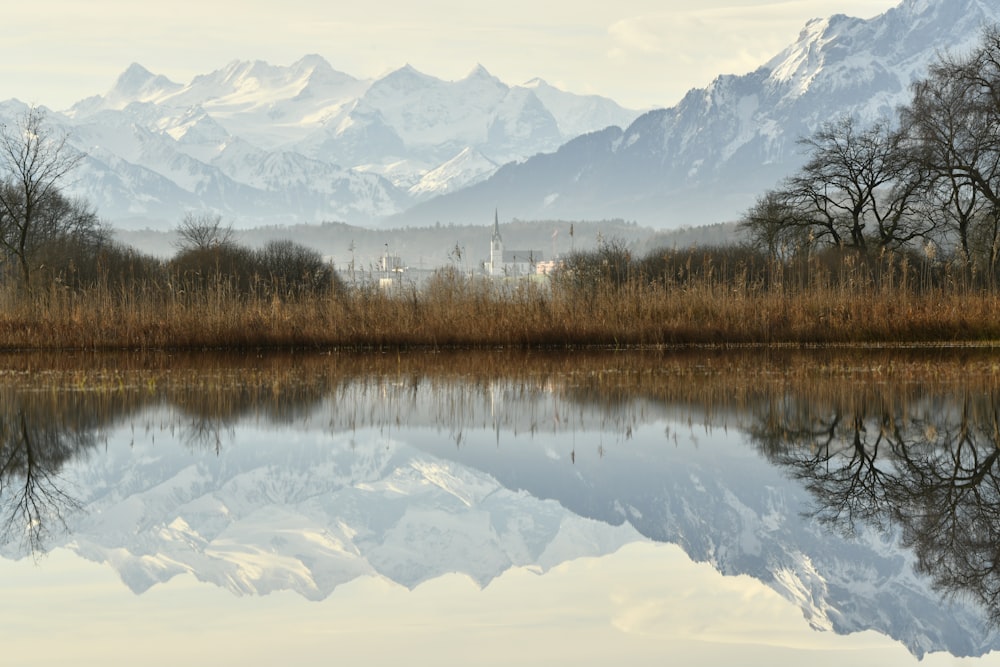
[[486, 210, 543, 277]]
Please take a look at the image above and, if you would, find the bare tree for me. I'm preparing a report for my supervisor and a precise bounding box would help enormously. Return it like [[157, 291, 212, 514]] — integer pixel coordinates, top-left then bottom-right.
[[738, 189, 810, 261], [174, 211, 233, 252], [783, 115, 923, 252], [901, 25, 1000, 278], [0, 105, 87, 287]]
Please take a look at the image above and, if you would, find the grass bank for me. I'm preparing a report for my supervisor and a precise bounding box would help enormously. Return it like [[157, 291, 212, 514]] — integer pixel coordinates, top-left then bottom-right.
[[3, 257, 1000, 350]]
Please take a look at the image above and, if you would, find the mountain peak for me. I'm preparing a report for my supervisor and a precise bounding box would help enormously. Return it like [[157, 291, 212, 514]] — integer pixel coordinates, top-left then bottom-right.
[[112, 63, 156, 93], [464, 63, 495, 80], [373, 64, 439, 93], [119, 62, 153, 80], [104, 63, 180, 107], [290, 54, 359, 90], [395, 63, 422, 75], [294, 53, 329, 70]]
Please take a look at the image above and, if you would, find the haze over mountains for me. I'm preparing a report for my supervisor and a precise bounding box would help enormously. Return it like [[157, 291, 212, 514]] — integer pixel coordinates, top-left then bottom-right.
[[2, 0, 998, 232]]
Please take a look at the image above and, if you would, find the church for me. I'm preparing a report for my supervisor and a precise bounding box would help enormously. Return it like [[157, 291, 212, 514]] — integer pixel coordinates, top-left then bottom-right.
[[485, 210, 543, 277]]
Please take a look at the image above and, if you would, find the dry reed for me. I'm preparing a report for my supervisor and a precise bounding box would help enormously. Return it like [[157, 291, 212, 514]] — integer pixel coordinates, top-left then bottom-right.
[[1, 252, 1000, 350]]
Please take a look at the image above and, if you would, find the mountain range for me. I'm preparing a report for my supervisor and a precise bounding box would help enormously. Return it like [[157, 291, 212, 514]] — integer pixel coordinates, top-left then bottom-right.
[[2, 0, 998, 232], [7, 57, 637, 230], [398, 0, 1000, 228]]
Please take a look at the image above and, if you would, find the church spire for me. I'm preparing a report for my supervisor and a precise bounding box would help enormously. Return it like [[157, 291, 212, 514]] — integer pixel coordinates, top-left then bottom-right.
[[490, 209, 503, 276]]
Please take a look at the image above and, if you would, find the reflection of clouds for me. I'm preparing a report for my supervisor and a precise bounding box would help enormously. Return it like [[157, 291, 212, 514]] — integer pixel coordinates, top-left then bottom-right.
[[606, 543, 896, 655], [0, 539, 944, 667]]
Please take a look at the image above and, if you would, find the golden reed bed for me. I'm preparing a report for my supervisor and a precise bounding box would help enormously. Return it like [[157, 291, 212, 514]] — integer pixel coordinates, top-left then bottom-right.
[[1, 270, 998, 350]]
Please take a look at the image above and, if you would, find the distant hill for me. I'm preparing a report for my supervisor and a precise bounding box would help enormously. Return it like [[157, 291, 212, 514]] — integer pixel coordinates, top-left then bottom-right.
[[114, 218, 742, 271]]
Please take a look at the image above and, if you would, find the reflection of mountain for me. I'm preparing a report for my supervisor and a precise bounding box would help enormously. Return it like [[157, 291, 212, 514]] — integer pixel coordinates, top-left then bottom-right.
[[56, 419, 640, 599], [414, 417, 996, 660], [2, 351, 1000, 659]]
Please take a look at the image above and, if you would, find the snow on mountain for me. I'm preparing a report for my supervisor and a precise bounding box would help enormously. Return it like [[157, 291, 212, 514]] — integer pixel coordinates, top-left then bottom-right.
[[293, 102, 409, 169], [408, 147, 501, 199], [70, 55, 370, 149], [393, 0, 1000, 228], [293, 63, 577, 177], [10, 0, 990, 232], [161, 56, 370, 149], [74, 152, 203, 222], [363, 64, 509, 149], [485, 86, 563, 161], [22, 56, 639, 228], [520, 77, 640, 138], [69, 63, 183, 117], [49, 417, 643, 599]]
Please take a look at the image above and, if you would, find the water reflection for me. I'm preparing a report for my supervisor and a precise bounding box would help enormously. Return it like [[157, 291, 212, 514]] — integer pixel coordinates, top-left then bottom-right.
[[0, 384, 144, 552], [2, 349, 1000, 660], [753, 388, 1000, 627]]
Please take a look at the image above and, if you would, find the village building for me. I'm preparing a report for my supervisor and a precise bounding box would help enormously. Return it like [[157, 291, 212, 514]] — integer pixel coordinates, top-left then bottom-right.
[[485, 210, 544, 277]]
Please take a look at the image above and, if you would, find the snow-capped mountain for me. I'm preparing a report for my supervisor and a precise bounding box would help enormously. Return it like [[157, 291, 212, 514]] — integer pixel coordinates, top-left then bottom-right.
[[16, 56, 637, 229], [392, 0, 1000, 228], [4, 0, 996, 233]]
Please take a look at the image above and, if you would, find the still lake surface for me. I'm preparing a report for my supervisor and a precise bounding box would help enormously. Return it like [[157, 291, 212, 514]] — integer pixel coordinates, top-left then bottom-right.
[[4, 348, 1000, 666]]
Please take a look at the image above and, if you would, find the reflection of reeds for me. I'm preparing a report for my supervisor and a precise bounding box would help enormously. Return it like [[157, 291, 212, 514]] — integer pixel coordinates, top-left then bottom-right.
[[3, 348, 997, 529], [3, 347, 999, 431], [3, 266, 1000, 349]]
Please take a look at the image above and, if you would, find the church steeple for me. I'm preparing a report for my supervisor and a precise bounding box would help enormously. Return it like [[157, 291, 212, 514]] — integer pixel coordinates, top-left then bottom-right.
[[492, 209, 501, 242], [490, 209, 504, 276]]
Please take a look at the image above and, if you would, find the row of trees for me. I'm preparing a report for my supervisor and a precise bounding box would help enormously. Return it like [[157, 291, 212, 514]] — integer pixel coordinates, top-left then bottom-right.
[[741, 24, 1000, 284], [0, 106, 103, 288], [169, 211, 340, 297], [0, 108, 339, 297]]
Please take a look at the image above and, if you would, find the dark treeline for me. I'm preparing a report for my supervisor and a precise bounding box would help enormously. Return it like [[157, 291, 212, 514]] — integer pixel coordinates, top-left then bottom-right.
[[740, 24, 1000, 288], [63, 211, 340, 301], [0, 108, 339, 300]]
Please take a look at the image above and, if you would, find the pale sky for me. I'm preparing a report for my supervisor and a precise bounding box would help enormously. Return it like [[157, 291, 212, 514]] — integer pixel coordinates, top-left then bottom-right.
[[3, 1, 901, 112], [0, 544, 980, 666]]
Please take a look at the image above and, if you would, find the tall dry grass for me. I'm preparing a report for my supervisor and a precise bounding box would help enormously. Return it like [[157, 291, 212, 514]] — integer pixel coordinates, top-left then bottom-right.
[[1, 246, 1000, 350]]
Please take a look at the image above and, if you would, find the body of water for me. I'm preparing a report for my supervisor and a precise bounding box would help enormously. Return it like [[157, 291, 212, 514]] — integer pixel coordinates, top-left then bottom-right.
[[2, 349, 999, 665]]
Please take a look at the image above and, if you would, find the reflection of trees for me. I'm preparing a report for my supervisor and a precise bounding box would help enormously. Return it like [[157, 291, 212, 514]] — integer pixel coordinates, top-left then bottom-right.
[[0, 389, 137, 553], [0, 361, 335, 552], [752, 390, 1000, 624], [898, 400, 1000, 618], [170, 377, 330, 451]]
